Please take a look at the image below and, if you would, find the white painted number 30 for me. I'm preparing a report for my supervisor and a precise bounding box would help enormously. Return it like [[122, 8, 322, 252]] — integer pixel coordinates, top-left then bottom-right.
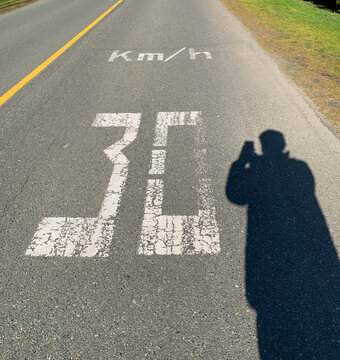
[[26, 112, 220, 258]]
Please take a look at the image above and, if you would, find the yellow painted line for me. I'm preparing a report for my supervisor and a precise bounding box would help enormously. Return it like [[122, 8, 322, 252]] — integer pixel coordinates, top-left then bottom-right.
[[0, 0, 124, 107]]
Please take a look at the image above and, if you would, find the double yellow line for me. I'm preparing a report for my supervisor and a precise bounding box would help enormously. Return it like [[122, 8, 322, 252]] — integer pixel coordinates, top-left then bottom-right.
[[0, 0, 124, 107]]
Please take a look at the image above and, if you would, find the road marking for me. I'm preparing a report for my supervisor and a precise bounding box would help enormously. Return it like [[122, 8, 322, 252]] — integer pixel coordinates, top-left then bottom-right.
[[189, 48, 212, 60], [149, 150, 166, 175], [107, 48, 212, 62], [138, 111, 220, 255], [108, 50, 133, 62], [0, 0, 124, 107], [137, 53, 164, 62], [164, 47, 187, 62], [153, 111, 198, 146], [26, 111, 220, 258], [26, 113, 141, 257]]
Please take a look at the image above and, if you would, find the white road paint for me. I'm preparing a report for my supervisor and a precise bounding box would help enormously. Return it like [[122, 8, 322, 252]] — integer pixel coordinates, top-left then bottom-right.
[[108, 48, 212, 62], [137, 53, 164, 61], [163, 47, 187, 62], [153, 111, 199, 146], [138, 111, 220, 255], [149, 150, 166, 175], [189, 48, 212, 60], [26, 113, 141, 257], [27, 111, 220, 257], [108, 50, 133, 62]]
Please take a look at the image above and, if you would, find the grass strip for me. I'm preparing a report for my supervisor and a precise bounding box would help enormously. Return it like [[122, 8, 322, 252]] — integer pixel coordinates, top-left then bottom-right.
[[0, 0, 39, 14], [222, 0, 340, 128]]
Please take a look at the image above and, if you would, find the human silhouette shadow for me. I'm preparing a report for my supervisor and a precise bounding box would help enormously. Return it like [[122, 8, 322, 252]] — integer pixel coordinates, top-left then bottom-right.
[[226, 130, 340, 359]]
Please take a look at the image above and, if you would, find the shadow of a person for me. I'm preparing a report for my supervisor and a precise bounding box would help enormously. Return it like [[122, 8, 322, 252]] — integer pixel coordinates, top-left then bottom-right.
[[226, 130, 339, 359]]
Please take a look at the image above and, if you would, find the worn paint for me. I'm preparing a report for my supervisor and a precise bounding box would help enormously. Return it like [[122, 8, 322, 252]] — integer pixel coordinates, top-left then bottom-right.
[[149, 150, 166, 175], [107, 48, 212, 62], [138, 111, 220, 255], [26, 113, 141, 257]]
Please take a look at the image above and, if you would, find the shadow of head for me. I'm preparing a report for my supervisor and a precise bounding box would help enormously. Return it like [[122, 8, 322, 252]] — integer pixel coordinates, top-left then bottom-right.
[[259, 130, 286, 157]]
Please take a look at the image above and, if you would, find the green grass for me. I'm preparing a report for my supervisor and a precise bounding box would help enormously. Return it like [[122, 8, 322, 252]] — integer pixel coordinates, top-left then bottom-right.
[[0, 0, 33, 4], [0, 0, 38, 14], [223, 0, 340, 127], [242, 0, 339, 57]]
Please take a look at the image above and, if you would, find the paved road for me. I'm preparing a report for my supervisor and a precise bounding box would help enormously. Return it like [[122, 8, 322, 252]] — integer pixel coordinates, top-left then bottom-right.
[[1, 0, 339, 358], [0, 0, 120, 96]]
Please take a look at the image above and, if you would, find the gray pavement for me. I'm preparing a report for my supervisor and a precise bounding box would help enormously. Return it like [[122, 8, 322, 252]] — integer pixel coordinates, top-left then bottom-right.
[[1, 0, 339, 359], [0, 0, 121, 96]]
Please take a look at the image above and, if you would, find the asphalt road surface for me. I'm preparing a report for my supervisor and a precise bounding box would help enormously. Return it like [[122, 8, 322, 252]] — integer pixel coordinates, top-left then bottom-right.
[[1, 0, 339, 359]]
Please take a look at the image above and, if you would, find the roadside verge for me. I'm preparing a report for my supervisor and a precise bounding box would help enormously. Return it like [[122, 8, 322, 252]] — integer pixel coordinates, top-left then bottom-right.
[[222, 0, 340, 129], [0, 0, 39, 15]]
